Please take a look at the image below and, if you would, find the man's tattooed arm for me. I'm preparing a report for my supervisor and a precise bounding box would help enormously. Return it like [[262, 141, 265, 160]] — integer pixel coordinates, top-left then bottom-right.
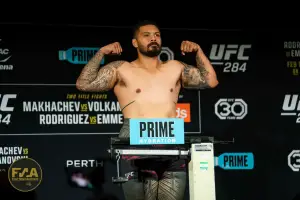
[[181, 50, 218, 89], [76, 51, 125, 92]]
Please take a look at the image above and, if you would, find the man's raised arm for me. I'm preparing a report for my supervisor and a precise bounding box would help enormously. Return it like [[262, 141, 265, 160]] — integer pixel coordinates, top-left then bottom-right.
[[76, 42, 125, 92], [179, 40, 219, 89]]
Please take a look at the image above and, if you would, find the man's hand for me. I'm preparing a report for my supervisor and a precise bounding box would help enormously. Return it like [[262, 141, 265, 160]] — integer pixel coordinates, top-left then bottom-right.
[[180, 40, 200, 55], [100, 42, 123, 55]]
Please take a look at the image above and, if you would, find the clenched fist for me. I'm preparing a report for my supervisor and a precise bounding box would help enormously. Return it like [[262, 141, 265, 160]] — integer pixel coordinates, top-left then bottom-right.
[[180, 40, 200, 55], [100, 42, 123, 55]]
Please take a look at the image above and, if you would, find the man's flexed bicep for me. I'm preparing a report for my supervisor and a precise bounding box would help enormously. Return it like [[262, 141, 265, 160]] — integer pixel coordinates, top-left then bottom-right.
[[179, 40, 219, 89], [76, 60, 125, 92], [181, 62, 210, 89], [76, 42, 125, 92]]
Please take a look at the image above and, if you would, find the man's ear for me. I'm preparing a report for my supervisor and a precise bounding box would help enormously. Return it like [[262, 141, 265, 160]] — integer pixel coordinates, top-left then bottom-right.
[[132, 39, 138, 48]]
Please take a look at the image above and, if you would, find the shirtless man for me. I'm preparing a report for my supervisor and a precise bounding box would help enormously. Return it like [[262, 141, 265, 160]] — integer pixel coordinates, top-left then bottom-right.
[[76, 20, 218, 200]]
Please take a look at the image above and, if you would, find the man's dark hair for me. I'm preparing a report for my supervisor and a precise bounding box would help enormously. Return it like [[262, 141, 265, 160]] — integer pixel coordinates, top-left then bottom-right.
[[132, 20, 160, 38]]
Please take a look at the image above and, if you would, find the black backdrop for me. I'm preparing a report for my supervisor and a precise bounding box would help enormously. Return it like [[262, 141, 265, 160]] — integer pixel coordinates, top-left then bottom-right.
[[1, 23, 300, 200]]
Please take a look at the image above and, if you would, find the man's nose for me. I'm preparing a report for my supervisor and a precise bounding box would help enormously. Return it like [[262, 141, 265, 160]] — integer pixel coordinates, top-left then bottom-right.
[[150, 35, 157, 41]]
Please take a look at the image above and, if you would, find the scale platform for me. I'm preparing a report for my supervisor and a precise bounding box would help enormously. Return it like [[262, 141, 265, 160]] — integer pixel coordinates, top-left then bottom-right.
[[107, 136, 222, 158], [107, 136, 233, 181], [108, 135, 234, 200]]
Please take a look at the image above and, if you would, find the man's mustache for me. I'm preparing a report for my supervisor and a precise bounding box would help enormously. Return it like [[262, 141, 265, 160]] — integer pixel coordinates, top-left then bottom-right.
[[148, 42, 159, 48]]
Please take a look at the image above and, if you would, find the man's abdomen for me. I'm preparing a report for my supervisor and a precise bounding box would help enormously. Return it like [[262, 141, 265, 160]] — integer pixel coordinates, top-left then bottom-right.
[[122, 100, 177, 119]]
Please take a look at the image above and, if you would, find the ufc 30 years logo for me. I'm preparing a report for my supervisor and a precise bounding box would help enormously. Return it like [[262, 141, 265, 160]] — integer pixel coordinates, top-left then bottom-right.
[[215, 98, 248, 120]]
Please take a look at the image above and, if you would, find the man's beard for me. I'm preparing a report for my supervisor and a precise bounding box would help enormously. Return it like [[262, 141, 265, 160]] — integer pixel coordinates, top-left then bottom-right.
[[139, 42, 162, 57]]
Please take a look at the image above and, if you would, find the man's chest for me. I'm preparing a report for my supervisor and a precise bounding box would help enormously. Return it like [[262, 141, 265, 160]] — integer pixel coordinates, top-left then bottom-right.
[[118, 67, 182, 87]]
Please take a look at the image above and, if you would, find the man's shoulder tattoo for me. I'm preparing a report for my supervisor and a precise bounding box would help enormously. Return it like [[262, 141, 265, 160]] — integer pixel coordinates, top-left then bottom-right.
[[106, 60, 127, 69]]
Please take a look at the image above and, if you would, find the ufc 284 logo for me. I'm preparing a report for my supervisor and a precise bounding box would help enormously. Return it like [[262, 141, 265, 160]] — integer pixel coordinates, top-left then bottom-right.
[[215, 98, 248, 120], [288, 150, 300, 172], [209, 44, 251, 73], [281, 94, 300, 123], [0, 94, 17, 125]]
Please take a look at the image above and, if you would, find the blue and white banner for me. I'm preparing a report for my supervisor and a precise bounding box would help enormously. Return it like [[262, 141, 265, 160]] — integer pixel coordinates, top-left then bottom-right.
[[129, 118, 185, 145]]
